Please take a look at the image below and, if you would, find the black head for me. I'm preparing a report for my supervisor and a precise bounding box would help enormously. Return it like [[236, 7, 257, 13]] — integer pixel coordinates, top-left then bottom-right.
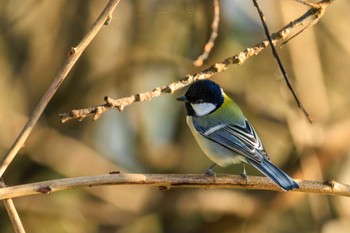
[[176, 80, 224, 116]]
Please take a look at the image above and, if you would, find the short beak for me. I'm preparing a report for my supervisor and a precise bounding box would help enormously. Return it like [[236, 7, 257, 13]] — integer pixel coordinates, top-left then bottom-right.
[[176, 95, 188, 102]]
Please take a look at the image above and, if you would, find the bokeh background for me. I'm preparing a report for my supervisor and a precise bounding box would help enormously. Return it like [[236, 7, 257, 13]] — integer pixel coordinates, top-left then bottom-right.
[[1, 0, 350, 232]]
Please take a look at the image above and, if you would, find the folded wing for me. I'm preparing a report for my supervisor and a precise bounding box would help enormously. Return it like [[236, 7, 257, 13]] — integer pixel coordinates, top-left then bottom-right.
[[194, 120, 299, 191]]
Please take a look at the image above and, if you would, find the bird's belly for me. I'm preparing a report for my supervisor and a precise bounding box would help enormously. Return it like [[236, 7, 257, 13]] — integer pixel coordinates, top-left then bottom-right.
[[186, 117, 245, 167], [196, 134, 244, 167]]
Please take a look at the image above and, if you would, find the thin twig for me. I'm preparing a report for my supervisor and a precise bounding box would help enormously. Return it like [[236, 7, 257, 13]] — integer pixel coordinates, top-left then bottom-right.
[[0, 174, 349, 199], [252, 0, 312, 123], [59, 0, 333, 123], [0, 180, 25, 233], [281, 0, 332, 47], [294, 0, 320, 8], [0, 0, 121, 177], [193, 0, 220, 67], [0, 2, 121, 232]]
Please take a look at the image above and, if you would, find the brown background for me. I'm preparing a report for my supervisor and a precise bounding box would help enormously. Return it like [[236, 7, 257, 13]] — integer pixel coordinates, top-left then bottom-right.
[[0, 0, 349, 232]]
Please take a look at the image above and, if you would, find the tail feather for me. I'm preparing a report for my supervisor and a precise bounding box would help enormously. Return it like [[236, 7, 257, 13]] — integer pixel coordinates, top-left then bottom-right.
[[248, 159, 299, 191]]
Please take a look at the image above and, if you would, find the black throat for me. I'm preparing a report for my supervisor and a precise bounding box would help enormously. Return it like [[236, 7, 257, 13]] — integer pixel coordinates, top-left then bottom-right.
[[185, 103, 195, 116]]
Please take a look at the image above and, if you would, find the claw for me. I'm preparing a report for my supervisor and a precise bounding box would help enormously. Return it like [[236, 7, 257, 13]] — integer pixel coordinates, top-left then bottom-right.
[[205, 169, 216, 177], [240, 163, 248, 184], [204, 163, 217, 176], [240, 172, 247, 179], [204, 163, 217, 182]]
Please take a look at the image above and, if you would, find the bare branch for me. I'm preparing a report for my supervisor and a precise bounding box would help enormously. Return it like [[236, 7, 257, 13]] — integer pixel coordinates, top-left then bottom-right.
[[0, 173, 349, 200], [0, 180, 25, 233], [59, 0, 333, 123], [294, 0, 322, 8], [0, 1, 121, 232], [281, 0, 333, 47], [193, 0, 220, 67], [252, 0, 313, 123], [0, 0, 121, 177]]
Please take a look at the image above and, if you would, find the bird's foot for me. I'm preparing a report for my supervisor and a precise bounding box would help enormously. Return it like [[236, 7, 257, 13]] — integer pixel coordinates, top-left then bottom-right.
[[204, 163, 217, 177], [204, 164, 217, 183], [240, 163, 248, 184], [205, 168, 216, 177], [240, 172, 247, 180], [205, 169, 216, 183]]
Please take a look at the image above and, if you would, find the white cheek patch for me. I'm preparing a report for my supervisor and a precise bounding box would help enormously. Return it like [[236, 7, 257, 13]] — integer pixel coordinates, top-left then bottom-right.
[[191, 103, 216, 117]]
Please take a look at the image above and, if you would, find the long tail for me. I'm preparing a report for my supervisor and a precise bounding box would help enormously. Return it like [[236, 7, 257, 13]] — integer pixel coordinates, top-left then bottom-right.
[[248, 158, 299, 191]]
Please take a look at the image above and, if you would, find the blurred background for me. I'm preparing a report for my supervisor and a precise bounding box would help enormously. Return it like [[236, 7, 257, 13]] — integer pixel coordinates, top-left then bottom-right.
[[1, 0, 350, 232]]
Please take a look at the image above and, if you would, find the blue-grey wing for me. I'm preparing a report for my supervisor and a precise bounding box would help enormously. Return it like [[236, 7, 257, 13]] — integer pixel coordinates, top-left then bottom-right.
[[195, 120, 269, 163]]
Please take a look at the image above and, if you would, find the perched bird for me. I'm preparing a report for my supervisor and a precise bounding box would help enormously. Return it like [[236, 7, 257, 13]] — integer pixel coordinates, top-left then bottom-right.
[[177, 80, 299, 191]]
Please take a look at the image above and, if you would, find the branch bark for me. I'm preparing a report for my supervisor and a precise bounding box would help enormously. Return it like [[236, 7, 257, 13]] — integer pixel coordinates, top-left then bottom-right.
[[253, 0, 312, 122], [0, 1, 121, 232], [0, 181, 25, 233], [0, 0, 121, 177], [0, 173, 349, 200], [193, 0, 220, 67], [59, 0, 334, 123]]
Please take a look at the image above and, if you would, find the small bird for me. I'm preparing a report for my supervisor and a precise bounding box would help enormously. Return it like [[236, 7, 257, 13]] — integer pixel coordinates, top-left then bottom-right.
[[177, 80, 299, 191]]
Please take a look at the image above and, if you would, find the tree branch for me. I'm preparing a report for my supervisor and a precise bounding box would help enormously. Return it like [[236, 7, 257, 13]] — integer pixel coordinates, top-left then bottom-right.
[[0, 173, 349, 200], [281, 0, 333, 47], [59, 0, 333, 123], [0, 1, 121, 232], [193, 0, 220, 67], [0, 0, 121, 177], [0, 180, 25, 233], [252, 0, 312, 122], [3, 199, 26, 233]]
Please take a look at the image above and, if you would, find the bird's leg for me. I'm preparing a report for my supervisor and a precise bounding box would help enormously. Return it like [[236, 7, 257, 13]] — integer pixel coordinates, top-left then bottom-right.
[[205, 163, 217, 177], [240, 163, 248, 180]]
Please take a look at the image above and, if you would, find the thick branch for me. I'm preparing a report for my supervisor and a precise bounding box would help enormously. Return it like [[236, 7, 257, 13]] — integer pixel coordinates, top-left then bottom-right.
[[59, 0, 333, 123], [0, 173, 349, 200]]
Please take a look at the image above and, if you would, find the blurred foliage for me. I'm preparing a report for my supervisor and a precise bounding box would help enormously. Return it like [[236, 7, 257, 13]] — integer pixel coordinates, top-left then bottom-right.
[[1, 0, 350, 232]]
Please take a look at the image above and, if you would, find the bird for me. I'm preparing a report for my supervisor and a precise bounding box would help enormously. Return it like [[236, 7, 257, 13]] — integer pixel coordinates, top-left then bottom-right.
[[176, 79, 299, 191]]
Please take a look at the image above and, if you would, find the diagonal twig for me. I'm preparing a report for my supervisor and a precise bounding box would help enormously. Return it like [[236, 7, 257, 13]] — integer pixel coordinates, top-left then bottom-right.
[[281, 0, 333, 47], [59, 0, 333, 123], [193, 0, 220, 67], [0, 0, 121, 177], [0, 179, 25, 233], [252, 0, 312, 123], [0, 1, 121, 232], [295, 0, 321, 8], [0, 173, 349, 199]]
